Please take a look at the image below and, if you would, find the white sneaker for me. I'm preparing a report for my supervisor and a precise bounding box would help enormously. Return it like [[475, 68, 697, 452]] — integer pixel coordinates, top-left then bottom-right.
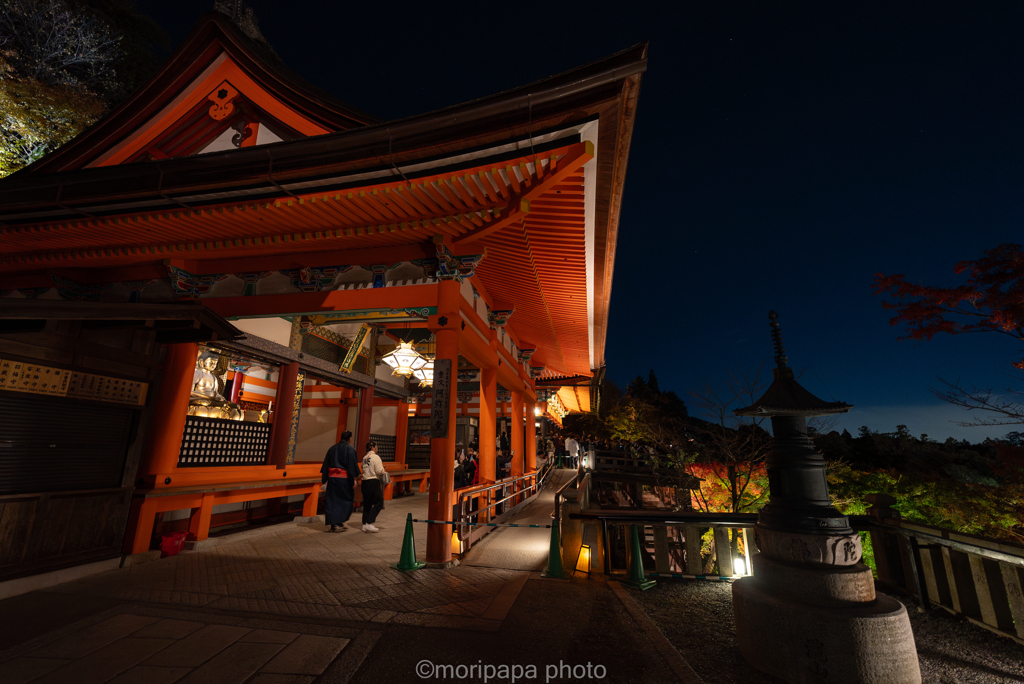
[[365, 524, 379, 533]]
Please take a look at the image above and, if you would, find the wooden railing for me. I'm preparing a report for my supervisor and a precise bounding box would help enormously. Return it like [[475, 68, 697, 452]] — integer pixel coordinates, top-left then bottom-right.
[[855, 494, 1024, 643], [567, 491, 1024, 644], [569, 509, 759, 578], [453, 460, 557, 553]]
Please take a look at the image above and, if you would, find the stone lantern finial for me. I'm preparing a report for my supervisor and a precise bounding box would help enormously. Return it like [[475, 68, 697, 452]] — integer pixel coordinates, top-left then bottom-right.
[[768, 310, 788, 368]]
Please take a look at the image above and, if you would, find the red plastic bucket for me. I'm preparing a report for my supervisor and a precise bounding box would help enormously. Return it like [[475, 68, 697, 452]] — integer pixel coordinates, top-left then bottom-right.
[[159, 532, 188, 557]]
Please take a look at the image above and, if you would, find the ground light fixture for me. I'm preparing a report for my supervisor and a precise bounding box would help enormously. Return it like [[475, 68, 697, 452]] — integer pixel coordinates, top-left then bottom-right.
[[451, 529, 462, 555], [575, 544, 591, 573], [381, 340, 427, 378], [733, 556, 747, 576]]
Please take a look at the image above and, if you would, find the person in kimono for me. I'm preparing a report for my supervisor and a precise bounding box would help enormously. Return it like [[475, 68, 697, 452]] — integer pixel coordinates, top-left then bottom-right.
[[321, 430, 359, 532]]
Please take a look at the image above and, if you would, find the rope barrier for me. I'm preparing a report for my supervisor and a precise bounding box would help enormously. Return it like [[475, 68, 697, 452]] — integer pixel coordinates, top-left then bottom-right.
[[645, 572, 741, 581], [411, 518, 552, 528]]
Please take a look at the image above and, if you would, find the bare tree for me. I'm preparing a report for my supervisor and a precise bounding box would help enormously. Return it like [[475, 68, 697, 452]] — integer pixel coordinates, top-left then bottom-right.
[[0, 0, 121, 87], [930, 376, 1024, 427], [686, 361, 773, 514]]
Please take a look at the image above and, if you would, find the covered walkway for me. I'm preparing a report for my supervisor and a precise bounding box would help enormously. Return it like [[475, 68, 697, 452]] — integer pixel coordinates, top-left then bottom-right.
[[0, 490, 695, 684]]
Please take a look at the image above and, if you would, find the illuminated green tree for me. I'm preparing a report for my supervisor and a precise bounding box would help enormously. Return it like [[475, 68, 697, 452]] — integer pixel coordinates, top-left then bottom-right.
[[0, 0, 165, 176]]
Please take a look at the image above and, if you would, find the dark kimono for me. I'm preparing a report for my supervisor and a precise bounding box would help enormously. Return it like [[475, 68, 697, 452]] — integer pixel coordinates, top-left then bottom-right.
[[321, 440, 359, 525]]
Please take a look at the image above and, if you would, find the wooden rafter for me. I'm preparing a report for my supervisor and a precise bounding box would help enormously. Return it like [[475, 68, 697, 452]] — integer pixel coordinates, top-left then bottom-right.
[[451, 141, 593, 248]]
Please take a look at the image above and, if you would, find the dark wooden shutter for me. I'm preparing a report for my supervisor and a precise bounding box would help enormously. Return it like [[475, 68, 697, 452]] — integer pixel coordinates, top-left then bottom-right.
[[0, 393, 134, 495]]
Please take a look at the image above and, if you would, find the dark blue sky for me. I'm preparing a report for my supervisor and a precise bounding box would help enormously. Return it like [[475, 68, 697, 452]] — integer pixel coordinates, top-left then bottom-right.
[[137, 1, 1024, 440]]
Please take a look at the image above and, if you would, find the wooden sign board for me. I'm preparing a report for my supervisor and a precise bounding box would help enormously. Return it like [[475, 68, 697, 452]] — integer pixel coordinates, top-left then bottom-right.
[[340, 323, 371, 373], [0, 358, 148, 406], [430, 358, 452, 439], [285, 372, 305, 465]]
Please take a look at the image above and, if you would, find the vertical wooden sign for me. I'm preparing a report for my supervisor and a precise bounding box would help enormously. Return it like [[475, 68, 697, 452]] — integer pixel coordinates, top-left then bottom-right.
[[285, 371, 305, 465], [340, 323, 371, 373], [430, 358, 452, 439]]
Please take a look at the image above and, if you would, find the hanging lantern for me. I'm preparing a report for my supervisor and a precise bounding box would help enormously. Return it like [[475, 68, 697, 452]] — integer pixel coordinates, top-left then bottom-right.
[[413, 357, 434, 387], [381, 340, 426, 378], [411, 334, 436, 387]]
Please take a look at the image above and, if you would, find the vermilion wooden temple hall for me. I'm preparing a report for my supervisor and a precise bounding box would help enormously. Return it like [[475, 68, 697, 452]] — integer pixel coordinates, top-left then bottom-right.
[[0, 5, 644, 581]]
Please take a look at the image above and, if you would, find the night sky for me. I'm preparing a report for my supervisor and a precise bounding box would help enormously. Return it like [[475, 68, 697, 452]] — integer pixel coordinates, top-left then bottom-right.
[[136, 1, 1024, 441]]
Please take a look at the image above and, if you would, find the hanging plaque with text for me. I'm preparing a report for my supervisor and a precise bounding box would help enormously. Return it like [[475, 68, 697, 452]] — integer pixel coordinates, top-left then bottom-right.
[[430, 358, 452, 439], [285, 371, 305, 465]]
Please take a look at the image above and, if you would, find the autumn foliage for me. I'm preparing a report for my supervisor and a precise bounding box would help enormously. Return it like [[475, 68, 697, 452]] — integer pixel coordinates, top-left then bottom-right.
[[874, 243, 1024, 369]]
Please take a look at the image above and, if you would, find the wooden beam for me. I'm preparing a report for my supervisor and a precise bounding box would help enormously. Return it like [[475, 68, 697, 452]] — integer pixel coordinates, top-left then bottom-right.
[[451, 141, 593, 248], [202, 283, 439, 319]]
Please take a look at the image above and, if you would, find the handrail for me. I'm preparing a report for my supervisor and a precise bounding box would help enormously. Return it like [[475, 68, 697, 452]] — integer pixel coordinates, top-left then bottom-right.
[[570, 510, 760, 526], [553, 469, 589, 536], [454, 463, 554, 552]]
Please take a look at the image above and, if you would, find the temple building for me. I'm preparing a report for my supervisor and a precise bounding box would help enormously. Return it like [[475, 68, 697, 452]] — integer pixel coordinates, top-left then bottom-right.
[[0, 5, 644, 580]]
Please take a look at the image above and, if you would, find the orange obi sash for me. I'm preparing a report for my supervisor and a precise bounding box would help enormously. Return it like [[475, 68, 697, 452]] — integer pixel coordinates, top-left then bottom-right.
[[328, 468, 347, 478]]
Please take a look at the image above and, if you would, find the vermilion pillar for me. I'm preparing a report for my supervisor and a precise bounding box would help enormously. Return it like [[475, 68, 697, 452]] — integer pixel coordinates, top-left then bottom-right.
[[356, 385, 374, 457], [426, 280, 460, 563], [526, 398, 537, 471], [395, 401, 410, 466], [269, 362, 300, 467], [478, 366, 497, 485], [511, 391, 524, 477], [143, 342, 200, 477], [335, 388, 351, 443]]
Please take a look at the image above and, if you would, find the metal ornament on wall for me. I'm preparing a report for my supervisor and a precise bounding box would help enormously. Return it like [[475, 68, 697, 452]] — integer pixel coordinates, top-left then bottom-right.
[[414, 243, 485, 283], [280, 265, 349, 293], [235, 271, 273, 296], [488, 309, 514, 330], [123, 280, 156, 302], [51, 275, 114, 302], [167, 265, 228, 298], [363, 262, 401, 288]]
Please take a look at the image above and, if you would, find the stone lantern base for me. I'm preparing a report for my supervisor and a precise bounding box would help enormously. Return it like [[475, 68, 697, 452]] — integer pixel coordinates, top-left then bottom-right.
[[733, 552, 921, 684]]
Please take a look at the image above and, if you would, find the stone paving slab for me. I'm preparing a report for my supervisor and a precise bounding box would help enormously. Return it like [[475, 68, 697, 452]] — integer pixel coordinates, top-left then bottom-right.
[[106, 664, 193, 684], [34, 637, 176, 684], [175, 641, 286, 684], [260, 635, 349, 675], [2, 656, 69, 684], [34, 614, 159, 660], [142, 624, 252, 667]]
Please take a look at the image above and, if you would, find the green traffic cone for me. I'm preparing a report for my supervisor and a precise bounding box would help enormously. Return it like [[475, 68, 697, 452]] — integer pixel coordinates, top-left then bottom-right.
[[624, 524, 656, 590], [541, 517, 569, 579], [390, 513, 426, 572]]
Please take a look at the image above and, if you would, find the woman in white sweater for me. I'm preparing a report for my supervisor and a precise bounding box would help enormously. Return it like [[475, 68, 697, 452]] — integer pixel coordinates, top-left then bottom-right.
[[360, 441, 387, 532]]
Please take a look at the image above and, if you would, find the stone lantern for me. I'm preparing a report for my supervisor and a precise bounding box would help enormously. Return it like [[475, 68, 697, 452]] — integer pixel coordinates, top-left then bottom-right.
[[731, 312, 920, 684]]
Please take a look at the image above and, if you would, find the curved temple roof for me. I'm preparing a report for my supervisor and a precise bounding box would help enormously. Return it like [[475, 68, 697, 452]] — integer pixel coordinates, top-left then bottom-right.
[[0, 10, 647, 384]]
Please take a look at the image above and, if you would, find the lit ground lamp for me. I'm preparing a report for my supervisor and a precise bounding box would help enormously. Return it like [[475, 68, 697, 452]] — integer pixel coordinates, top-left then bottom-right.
[[575, 544, 591, 573], [451, 529, 462, 555]]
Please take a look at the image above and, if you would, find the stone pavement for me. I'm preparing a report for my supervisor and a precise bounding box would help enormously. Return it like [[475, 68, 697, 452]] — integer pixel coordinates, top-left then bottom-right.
[[0, 479, 699, 684]]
